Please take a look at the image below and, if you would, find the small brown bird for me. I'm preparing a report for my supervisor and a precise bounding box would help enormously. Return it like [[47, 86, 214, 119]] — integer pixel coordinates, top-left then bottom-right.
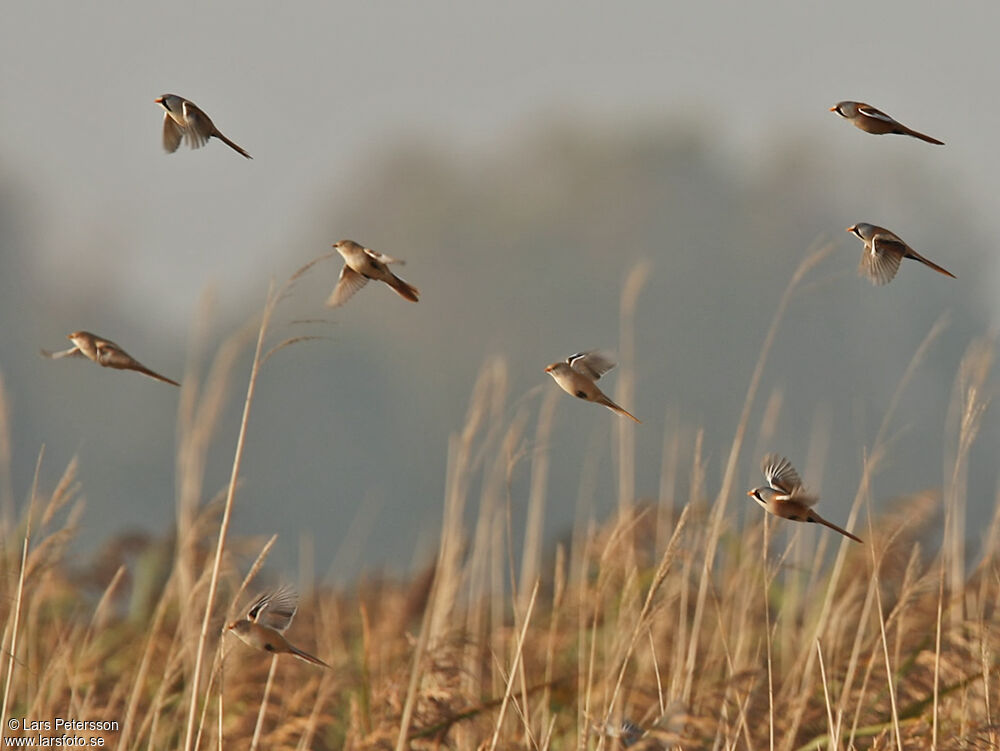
[[544, 351, 640, 423], [42, 331, 180, 386], [829, 101, 944, 145], [747, 454, 862, 543], [846, 223, 955, 286], [326, 239, 420, 307], [227, 587, 329, 668], [154, 94, 252, 158], [593, 719, 644, 748]]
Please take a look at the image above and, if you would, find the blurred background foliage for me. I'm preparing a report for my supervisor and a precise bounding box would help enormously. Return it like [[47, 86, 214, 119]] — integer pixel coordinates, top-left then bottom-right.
[[0, 2, 996, 580]]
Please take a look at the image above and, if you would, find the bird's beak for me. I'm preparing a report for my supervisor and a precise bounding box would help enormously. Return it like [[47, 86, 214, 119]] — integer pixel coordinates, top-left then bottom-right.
[[746, 490, 754, 496], [154, 97, 164, 104], [544, 364, 555, 373], [828, 106, 837, 112]]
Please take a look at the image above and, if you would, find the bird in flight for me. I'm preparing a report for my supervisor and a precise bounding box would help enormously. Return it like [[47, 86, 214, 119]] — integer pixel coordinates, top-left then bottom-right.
[[544, 351, 640, 423], [829, 101, 944, 145], [227, 586, 329, 668], [846, 223, 955, 286], [747, 454, 862, 543], [326, 239, 420, 307], [42, 331, 180, 387], [154, 93, 252, 158]]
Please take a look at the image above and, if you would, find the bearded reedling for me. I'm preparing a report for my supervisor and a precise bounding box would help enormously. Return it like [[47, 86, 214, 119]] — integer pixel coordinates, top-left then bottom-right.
[[544, 351, 640, 423], [846, 223, 955, 285], [747, 454, 862, 543], [326, 239, 420, 307], [42, 330, 180, 387], [829, 100, 944, 145], [226, 587, 329, 668], [154, 93, 252, 158]]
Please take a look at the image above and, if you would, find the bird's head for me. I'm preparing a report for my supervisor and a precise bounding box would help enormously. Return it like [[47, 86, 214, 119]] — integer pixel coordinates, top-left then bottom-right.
[[846, 223, 870, 241], [829, 101, 855, 118]]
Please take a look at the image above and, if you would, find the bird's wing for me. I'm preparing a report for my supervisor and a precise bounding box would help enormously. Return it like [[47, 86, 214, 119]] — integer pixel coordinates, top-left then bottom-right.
[[567, 351, 616, 380], [248, 586, 299, 632], [364, 247, 404, 265], [856, 104, 896, 124], [161, 113, 183, 153], [326, 265, 369, 308], [761, 454, 803, 495], [244, 592, 269, 622], [861, 235, 904, 285], [94, 342, 131, 368], [93, 343, 176, 384], [40, 345, 83, 360], [180, 101, 212, 148]]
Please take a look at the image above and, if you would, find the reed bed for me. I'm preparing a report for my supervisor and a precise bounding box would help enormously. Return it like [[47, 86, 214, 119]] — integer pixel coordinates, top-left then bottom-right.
[[0, 250, 996, 750]]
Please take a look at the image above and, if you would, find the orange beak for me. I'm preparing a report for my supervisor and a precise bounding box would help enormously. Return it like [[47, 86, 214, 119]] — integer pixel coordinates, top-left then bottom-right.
[[828, 106, 837, 112]]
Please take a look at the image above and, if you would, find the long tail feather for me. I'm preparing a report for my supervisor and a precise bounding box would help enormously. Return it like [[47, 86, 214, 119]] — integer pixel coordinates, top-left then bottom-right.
[[289, 645, 330, 668], [598, 395, 641, 423], [387, 274, 420, 303], [908, 251, 956, 279], [215, 132, 253, 159], [902, 126, 944, 146], [133, 365, 181, 387], [812, 513, 863, 543]]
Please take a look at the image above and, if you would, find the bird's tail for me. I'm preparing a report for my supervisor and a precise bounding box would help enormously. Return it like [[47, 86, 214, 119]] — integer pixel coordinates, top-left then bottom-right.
[[216, 132, 253, 159], [134, 365, 181, 387], [811, 513, 863, 544], [598, 395, 641, 423], [387, 274, 420, 303], [907, 250, 956, 279], [288, 645, 330, 668], [901, 126, 944, 146]]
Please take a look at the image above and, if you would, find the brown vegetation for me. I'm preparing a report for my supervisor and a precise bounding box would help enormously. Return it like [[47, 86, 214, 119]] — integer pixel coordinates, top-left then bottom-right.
[[1, 249, 997, 750]]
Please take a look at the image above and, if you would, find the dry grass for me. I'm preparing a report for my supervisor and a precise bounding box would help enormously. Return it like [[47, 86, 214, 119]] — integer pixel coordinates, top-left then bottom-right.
[[1, 251, 997, 750]]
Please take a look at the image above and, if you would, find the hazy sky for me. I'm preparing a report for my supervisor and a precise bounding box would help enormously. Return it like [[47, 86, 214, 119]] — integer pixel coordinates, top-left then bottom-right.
[[1, 2, 998, 577], [3, 1, 999, 320]]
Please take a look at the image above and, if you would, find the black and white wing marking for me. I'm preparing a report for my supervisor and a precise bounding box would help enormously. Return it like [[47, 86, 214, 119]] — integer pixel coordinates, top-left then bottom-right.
[[246, 586, 299, 633], [567, 351, 616, 381]]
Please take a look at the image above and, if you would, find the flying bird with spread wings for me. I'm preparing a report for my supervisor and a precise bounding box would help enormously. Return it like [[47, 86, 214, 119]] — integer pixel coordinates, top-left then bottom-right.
[[544, 351, 640, 423], [226, 586, 329, 668], [846, 223, 955, 286], [747, 454, 862, 543], [154, 93, 252, 158], [326, 239, 420, 307]]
